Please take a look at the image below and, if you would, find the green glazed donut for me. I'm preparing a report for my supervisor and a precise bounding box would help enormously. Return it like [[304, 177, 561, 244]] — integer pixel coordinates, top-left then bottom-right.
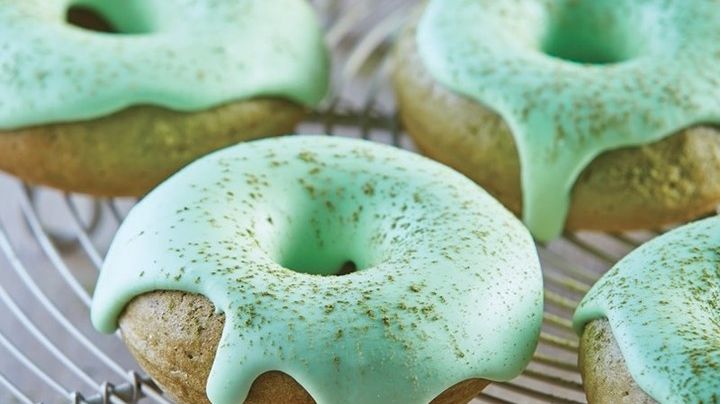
[[398, 0, 720, 241], [91, 135, 544, 404], [574, 216, 720, 403], [0, 0, 329, 195]]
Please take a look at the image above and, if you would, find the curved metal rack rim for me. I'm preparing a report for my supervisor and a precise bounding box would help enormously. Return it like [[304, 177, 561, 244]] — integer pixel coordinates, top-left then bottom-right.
[[0, 0, 667, 402]]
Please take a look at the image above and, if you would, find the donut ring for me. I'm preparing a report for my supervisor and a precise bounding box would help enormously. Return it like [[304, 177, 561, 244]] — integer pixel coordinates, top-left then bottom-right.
[[394, 0, 720, 240], [0, 0, 328, 195], [574, 216, 720, 402], [92, 135, 544, 403]]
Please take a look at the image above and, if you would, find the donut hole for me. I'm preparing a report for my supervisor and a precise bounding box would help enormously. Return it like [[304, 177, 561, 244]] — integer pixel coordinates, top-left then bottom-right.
[[260, 198, 381, 277], [254, 175, 423, 277], [335, 261, 359, 276], [272, 211, 368, 277], [65, 3, 154, 34], [540, 2, 643, 64], [251, 169, 429, 278], [275, 231, 364, 277], [66, 6, 116, 33]]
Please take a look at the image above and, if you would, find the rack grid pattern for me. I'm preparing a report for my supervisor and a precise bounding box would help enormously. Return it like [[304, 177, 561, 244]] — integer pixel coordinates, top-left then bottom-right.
[[0, 1, 666, 402]]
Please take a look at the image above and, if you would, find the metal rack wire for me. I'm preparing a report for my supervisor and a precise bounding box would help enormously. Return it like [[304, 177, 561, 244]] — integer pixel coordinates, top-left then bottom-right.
[[0, 0, 663, 402]]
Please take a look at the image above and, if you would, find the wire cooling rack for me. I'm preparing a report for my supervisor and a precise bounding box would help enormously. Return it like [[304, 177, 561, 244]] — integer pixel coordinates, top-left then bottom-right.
[[0, 0, 668, 402]]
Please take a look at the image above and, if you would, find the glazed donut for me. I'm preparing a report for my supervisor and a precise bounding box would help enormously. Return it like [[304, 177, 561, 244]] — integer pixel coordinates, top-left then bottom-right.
[[574, 216, 720, 403], [0, 0, 328, 196], [91, 135, 544, 404], [393, 0, 720, 241]]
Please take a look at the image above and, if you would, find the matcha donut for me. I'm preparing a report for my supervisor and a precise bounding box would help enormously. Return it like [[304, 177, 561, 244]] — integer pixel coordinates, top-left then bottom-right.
[[0, 0, 328, 196], [574, 216, 720, 403], [393, 0, 720, 241], [91, 135, 544, 404]]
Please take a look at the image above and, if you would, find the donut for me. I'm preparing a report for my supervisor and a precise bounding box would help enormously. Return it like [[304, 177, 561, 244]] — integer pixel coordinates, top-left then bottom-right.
[[392, 0, 720, 241], [0, 0, 328, 196], [573, 216, 720, 403], [91, 135, 544, 403]]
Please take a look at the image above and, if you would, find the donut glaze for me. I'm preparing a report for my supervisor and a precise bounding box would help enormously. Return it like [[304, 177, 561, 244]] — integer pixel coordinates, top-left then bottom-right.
[[0, 0, 328, 129], [574, 217, 720, 402], [91, 135, 544, 404], [417, 0, 720, 240]]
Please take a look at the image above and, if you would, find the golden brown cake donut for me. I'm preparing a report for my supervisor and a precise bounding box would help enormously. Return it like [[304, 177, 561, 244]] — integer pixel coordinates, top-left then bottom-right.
[[120, 291, 489, 404], [393, 3, 720, 237], [0, 0, 328, 196]]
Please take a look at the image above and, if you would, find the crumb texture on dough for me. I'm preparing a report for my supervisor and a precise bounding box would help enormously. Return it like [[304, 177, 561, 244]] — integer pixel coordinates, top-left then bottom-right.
[[579, 319, 656, 404]]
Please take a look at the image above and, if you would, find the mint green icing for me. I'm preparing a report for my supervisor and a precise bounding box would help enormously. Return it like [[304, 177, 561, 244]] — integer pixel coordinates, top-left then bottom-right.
[[0, 0, 328, 130], [574, 216, 720, 403], [91, 135, 544, 404], [416, 0, 720, 240]]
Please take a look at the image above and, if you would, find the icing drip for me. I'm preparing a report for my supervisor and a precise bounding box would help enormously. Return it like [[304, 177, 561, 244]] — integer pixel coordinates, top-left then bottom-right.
[[574, 216, 720, 402], [0, 0, 329, 129], [417, 0, 720, 240], [91, 136, 543, 404]]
